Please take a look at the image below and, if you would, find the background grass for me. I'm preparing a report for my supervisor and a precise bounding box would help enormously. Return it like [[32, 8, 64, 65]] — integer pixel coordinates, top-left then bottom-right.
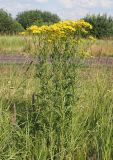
[[90, 39, 113, 57], [0, 35, 34, 55], [0, 35, 26, 54], [0, 35, 113, 57]]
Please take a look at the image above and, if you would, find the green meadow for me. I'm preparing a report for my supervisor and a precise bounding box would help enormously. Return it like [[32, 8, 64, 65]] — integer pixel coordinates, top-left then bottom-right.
[[0, 62, 113, 159]]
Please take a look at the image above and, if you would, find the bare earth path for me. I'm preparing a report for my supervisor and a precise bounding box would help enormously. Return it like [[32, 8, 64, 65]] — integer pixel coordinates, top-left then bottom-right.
[[1, 54, 113, 66], [0, 54, 34, 64]]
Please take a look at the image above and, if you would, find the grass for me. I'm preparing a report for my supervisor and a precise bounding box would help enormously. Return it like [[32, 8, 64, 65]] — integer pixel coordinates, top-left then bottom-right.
[[0, 34, 113, 159], [90, 39, 113, 57], [0, 63, 113, 159], [0, 35, 26, 54], [0, 64, 37, 100], [1, 35, 113, 57], [0, 35, 37, 55]]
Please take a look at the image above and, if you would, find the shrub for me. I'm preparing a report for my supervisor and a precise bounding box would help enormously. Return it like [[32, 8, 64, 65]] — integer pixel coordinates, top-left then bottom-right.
[[84, 14, 113, 38], [0, 9, 24, 34], [0, 9, 13, 33], [41, 11, 60, 24], [16, 10, 60, 29], [11, 21, 24, 33], [32, 19, 52, 26]]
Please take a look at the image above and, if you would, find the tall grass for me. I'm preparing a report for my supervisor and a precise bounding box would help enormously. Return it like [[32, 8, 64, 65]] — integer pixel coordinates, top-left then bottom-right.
[[1, 35, 113, 57], [90, 39, 113, 57], [0, 35, 26, 54], [0, 34, 112, 159], [0, 35, 50, 55], [0, 62, 113, 159], [0, 35, 40, 55]]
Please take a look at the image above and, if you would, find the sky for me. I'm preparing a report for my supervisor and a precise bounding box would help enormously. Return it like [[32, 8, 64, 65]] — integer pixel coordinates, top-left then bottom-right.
[[0, 0, 113, 20]]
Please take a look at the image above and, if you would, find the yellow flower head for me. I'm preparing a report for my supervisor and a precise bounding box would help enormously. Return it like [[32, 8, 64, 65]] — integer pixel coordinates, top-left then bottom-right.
[[23, 20, 92, 41]]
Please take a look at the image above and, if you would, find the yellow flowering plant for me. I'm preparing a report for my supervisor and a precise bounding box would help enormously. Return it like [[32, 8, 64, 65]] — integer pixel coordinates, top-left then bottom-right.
[[25, 20, 92, 40], [19, 20, 95, 157], [20, 20, 95, 57]]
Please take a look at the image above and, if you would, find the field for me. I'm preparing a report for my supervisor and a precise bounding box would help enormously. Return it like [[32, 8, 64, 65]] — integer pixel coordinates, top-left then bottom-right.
[[1, 62, 113, 159], [0, 35, 37, 55], [1, 35, 113, 57], [1, 24, 113, 159]]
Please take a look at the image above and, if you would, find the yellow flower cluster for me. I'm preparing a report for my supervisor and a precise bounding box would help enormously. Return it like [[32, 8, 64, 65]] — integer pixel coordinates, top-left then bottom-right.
[[21, 20, 92, 40]]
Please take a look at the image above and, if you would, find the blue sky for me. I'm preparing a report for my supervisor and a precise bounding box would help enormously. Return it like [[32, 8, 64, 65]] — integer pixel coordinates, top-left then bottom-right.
[[1, 0, 113, 19]]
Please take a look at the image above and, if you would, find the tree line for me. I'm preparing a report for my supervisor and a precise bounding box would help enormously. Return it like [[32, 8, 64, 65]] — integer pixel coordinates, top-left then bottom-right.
[[84, 14, 113, 39], [0, 9, 60, 34], [1, 8, 113, 39]]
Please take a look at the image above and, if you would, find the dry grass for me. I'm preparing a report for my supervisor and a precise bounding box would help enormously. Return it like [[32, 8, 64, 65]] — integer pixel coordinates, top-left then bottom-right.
[[0, 64, 37, 101], [90, 39, 113, 56]]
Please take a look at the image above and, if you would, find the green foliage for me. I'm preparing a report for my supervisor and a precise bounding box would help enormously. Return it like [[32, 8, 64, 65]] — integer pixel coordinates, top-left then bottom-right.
[[1, 64, 113, 159], [33, 39, 78, 159], [0, 9, 13, 33], [32, 19, 52, 26], [42, 11, 60, 24], [16, 10, 42, 29], [16, 10, 60, 29], [0, 35, 26, 54], [0, 9, 24, 34], [11, 21, 24, 33], [84, 14, 113, 38]]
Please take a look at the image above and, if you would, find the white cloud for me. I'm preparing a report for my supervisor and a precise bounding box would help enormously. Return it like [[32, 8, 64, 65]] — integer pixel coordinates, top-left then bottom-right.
[[59, 0, 113, 9], [0, 1, 33, 16], [35, 0, 48, 3], [0, 0, 113, 19], [57, 0, 113, 19]]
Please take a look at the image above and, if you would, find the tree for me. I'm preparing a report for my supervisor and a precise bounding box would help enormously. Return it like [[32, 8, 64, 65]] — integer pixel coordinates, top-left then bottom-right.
[[16, 10, 60, 29], [0, 9, 24, 33], [42, 11, 60, 24], [33, 19, 52, 26], [11, 21, 24, 33], [0, 9, 13, 33], [84, 14, 113, 38]]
